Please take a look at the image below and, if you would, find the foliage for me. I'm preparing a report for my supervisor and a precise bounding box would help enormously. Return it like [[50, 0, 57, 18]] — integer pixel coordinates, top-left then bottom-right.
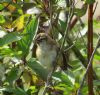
[[0, 0, 100, 95]]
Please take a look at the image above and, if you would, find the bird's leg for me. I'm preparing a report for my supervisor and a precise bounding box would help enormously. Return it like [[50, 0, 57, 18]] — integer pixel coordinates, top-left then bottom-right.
[[42, 68, 55, 95], [46, 61, 56, 87], [46, 67, 55, 87], [42, 64, 56, 95]]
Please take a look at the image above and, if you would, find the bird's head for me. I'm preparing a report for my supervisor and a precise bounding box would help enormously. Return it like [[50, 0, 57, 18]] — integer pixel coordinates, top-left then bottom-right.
[[35, 33, 49, 46], [35, 32, 57, 49], [35, 33, 47, 42]]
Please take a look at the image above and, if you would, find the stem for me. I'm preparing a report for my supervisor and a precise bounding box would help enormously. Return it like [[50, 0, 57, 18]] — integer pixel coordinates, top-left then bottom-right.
[[87, 4, 94, 95], [77, 36, 100, 95], [60, 1, 74, 50], [93, 2, 98, 15]]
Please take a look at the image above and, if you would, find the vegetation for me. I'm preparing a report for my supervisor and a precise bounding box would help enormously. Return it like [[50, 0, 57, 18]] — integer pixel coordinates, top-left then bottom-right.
[[0, 0, 100, 95]]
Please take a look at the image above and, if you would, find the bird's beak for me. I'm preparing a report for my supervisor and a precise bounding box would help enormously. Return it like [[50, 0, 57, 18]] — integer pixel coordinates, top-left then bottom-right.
[[35, 36, 46, 44], [34, 37, 39, 44]]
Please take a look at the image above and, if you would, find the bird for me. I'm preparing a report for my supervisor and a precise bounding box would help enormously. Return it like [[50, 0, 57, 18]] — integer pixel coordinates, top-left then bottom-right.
[[35, 32, 70, 72]]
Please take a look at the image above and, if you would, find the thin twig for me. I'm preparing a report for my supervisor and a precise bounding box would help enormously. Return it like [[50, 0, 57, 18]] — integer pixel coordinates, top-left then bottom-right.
[[64, 43, 75, 52], [78, 28, 87, 47], [48, 0, 53, 35], [60, 1, 74, 50], [93, 2, 98, 15], [64, 29, 83, 52], [77, 36, 100, 95], [65, 24, 86, 52]]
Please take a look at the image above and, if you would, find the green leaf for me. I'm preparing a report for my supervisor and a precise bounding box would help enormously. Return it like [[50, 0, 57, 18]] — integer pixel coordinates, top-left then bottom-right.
[[28, 86, 37, 94], [0, 15, 5, 24], [93, 80, 100, 86], [81, 85, 88, 95], [53, 71, 73, 86], [0, 87, 28, 95], [6, 67, 21, 85], [21, 70, 32, 91], [55, 83, 73, 95], [0, 4, 4, 10], [2, 2, 16, 12], [70, 60, 82, 72], [12, 14, 30, 31], [93, 20, 100, 28], [85, 0, 95, 4], [0, 32, 22, 46], [74, 5, 87, 17], [12, 15, 24, 31], [0, 45, 22, 57], [0, 0, 12, 3], [94, 54, 100, 60], [59, 19, 66, 31], [13, 87, 28, 95], [38, 87, 45, 95], [27, 58, 48, 81], [18, 16, 39, 56]]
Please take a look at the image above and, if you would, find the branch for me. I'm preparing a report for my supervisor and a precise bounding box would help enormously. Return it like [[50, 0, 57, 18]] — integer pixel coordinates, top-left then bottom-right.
[[0, 2, 11, 12], [77, 36, 100, 95], [60, 0, 74, 50], [93, 2, 98, 15], [54, 21, 98, 79], [87, 4, 94, 95]]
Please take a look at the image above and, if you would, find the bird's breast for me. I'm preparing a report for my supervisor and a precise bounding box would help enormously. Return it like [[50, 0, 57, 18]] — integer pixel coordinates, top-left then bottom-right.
[[36, 46, 57, 70]]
